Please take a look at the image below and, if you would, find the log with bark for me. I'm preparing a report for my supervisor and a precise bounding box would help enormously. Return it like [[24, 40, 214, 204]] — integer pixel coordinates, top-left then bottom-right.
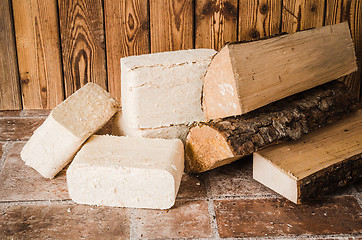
[[185, 80, 360, 173], [253, 110, 362, 204]]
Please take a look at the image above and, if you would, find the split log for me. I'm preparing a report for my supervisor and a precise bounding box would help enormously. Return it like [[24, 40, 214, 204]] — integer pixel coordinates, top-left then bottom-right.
[[253, 110, 362, 204], [185, 81, 360, 173], [202, 22, 357, 120]]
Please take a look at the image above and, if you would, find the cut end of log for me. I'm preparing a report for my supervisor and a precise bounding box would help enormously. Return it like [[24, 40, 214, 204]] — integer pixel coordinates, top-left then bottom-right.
[[185, 124, 238, 173], [186, 80, 360, 173], [253, 153, 299, 203], [202, 46, 242, 120]]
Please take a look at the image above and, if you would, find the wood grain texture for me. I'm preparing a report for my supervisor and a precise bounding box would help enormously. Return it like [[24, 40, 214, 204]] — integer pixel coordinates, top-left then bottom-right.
[[58, 0, 107, 97], [238, 0, 282, 41], [202, 23, 357, 120], [195, 0, 238, 50], [282, 0, 325, 33], [187, 81, 360, 173], [0, 0, 21, 110], [254, 110, 362, 204], [104, 0, 150, 103], [256, 109, 362, 180], [12, 0, 63, 109], [325, 0, 361, 99], [150, 0, 194, 53]]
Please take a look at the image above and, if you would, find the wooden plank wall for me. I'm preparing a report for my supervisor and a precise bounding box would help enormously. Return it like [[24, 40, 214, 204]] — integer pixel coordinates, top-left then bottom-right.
[[325, 0, 361, 98], [195, 0, 238, 50], [12, 0, 64, 109], [58, 0, 107, 98], [1, 0, 361, 110], [0, 0, 21, 110], [104, 0, 150, 102]]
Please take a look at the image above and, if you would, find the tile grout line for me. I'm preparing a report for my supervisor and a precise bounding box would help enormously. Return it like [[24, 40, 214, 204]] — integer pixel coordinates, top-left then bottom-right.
[[177, 194, 281, 201], [206, 199, 220, 240], [19, 111, 50, 118], [129, 208, 138, 240], [0, 116, 47, 120], [205, 172, 221, 240], [219, 232, 362, 240], [0, 195, 281, 206], [212, 194, 281, 200], [178, 188, 362, 202], [0, 140, 27, 144], [0, 199, 74, 205], [0, 142, 12, 171]]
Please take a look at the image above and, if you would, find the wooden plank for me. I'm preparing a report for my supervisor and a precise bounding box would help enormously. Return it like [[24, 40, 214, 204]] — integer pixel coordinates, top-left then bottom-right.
[[104, 0, 150, 103], [58, 0, 107, 97], [195, 0, 238, 50], [202, 23, 357, 120], [325, 0, 361, 99], [12, 0, 64, 109], [253, 110, 362, 204], [0, 0, 21, 110], [186, 81, 360, 173], [238, 0, 282, 41], [282, 0, 325, 33], [150, 0, 194, 53]]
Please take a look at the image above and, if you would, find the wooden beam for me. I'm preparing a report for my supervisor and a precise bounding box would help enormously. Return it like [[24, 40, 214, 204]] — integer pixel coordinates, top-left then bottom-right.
[[150, 0, 194, 53], [185, 81, 360, 173], [195, 0, 238, 50], [202, 22, 357, 120], [12, 0, 64, 109], [253, 110, 362, 204], [58, 0, 107, 97], [104, 0, 150, 104], [238, 0, 282, 41], [0, 0, 21, 110], [325, 0, 362, 99]]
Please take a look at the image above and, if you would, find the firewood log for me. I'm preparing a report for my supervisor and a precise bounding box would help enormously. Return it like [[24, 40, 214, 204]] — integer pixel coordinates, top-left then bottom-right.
[[202, 22, 357, 120], [185, 81, 360, 173], [253, 110, 362, 204]]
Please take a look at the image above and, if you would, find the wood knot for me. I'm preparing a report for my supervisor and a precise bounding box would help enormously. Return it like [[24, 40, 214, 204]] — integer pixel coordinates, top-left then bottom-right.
[[259, 4, 269, 15], [127, 13, 135, 30], [41, 87, 47, 93], [21, 78, 30, 85], [310, 4, 317, 12], [201, 1, 220, 16], [223, 1, 238, 17], [176, 18, 181, 30], [249, 29, 260, 39]]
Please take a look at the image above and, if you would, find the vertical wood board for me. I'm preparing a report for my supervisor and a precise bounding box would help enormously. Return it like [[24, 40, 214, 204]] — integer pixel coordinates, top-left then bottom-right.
[[325, 0, 362, 99], [282, 0, 325, 33], [12, 0, 64, 109], [238, 0, 282, 41], [150, 0, 194, 53], [58, 0, 107, 97], [104, 0, 150, 103], [195, 0, 238, 50], [0, 0, 21, 110]]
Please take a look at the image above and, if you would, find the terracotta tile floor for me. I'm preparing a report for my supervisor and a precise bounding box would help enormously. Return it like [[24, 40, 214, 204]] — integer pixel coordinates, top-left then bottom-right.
[[0, 110, 361, 239]]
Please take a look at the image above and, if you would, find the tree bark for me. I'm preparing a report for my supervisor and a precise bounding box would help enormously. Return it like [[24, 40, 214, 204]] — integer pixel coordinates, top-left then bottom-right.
[[185, 80, 361, 173], [298, 153, 362, 203]]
